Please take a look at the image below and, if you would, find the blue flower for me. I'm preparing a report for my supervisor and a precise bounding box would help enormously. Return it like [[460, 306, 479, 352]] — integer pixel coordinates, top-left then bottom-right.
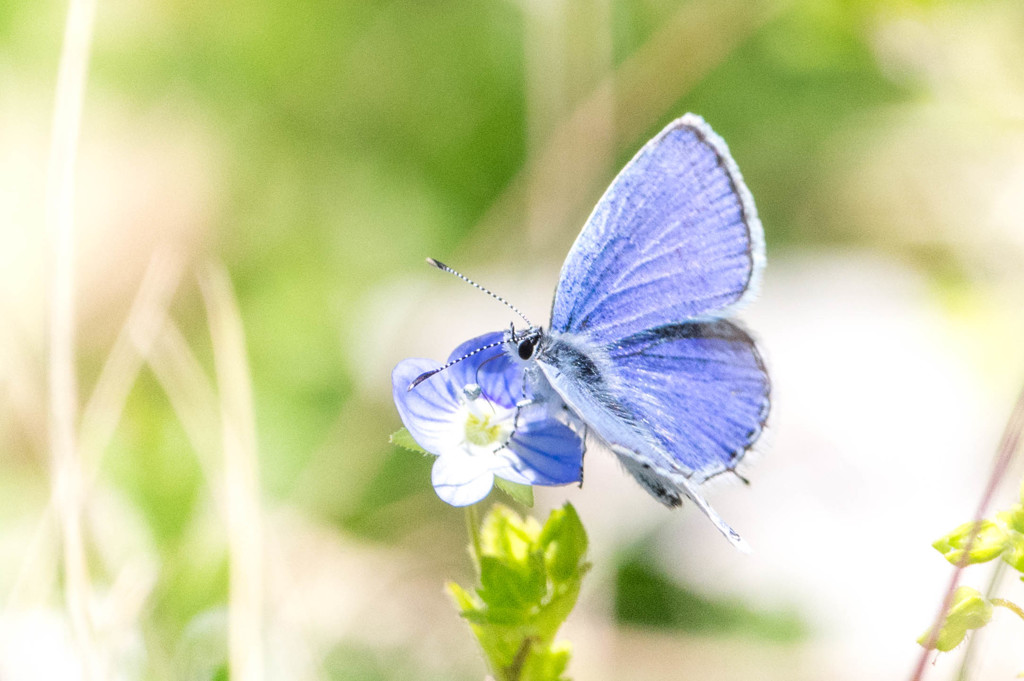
[[392, 332, 584, 506]]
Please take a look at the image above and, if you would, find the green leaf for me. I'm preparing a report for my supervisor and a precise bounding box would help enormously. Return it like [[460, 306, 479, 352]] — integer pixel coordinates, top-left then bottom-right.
[[448, 503, 589, 681], [613, 553, 806, 641], [389, 427, 429, 455], [447, 581, 481, 612], [495, 477, 534, 507], [999, 503, 1024, 535], [478, 555, 546, 612], [520, 642, 571, 681], [539, 504, 588, 584], [918, 586, 993, 652], [1002, 532, 1024, 574], [932, 520, 1008, 565], [480, 505, 540, 564]]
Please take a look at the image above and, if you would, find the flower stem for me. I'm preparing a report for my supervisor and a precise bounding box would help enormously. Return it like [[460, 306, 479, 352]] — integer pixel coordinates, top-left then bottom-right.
[[505, 636, 535, 681], [465, 504, 483, 568], [990, 598, 1024, 623]]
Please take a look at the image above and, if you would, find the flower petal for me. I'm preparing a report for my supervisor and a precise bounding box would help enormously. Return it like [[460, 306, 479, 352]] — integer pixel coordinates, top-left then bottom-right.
[[447, 331, 521, 409], [392, 358, 460, 455], [431, 452, 495, 506], [499, 418, 584, 485]]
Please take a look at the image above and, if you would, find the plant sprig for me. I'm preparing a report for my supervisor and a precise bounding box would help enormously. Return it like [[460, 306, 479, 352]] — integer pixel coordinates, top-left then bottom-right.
[[449, 503, 590, 681]]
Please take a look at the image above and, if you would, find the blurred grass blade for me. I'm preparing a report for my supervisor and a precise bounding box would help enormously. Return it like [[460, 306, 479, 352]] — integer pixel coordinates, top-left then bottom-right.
[[80, 249, 184, 477], [200, 263, 266, 681], [146, 320, 222, 497], [44, 0, 98, 675], [470, 0, 787, 257]]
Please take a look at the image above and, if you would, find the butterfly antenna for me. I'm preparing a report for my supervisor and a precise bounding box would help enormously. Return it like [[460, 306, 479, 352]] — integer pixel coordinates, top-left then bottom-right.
[[407, 338, 508, 391], [426, 258, 532, 326]]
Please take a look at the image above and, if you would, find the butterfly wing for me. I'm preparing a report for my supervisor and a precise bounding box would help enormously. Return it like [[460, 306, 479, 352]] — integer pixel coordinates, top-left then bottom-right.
[[532, 320, 768, 549], [537, 115, 769, 547], [606, 320, 770, 484], [550, 114, 764, 342]]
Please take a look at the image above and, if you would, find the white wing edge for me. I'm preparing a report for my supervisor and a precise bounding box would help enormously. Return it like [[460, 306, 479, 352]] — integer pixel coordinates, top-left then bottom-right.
[[676, 113, 766, 316]]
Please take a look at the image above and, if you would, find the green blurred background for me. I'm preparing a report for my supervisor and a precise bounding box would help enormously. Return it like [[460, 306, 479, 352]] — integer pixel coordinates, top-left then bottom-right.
[[2, 0, 1024, 678]]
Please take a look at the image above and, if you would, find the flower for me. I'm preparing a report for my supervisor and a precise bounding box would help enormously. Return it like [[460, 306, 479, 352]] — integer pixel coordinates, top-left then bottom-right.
[[392, 331, 584, 506]]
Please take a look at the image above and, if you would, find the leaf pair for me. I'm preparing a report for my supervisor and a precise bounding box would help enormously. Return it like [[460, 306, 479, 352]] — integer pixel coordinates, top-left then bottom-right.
[[920, 489, 1024, 655], [931, 504, 1024, 575]]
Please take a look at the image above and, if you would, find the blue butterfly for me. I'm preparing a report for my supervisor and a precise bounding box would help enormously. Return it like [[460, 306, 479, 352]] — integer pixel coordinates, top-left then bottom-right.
[[410, 114, 769, 548]]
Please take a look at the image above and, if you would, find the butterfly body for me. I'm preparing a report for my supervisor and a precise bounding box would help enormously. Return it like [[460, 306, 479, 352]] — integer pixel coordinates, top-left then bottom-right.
[[524, 331, 678, 495], [513, 318, 765, 549]]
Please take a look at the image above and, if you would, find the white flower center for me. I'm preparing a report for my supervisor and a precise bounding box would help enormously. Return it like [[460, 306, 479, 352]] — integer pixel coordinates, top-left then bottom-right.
[[457, 383, 514, 455]]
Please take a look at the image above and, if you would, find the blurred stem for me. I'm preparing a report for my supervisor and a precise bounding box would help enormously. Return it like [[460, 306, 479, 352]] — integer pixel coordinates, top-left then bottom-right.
[[990, 598, 1024, 623], [910, 382, 1024, 681], [955, 560, 1007, 681], [465, 505, 482, 568]]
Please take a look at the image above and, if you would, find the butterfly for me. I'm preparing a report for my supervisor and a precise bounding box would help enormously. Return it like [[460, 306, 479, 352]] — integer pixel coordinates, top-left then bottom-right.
[[411, 114, 770, 549]]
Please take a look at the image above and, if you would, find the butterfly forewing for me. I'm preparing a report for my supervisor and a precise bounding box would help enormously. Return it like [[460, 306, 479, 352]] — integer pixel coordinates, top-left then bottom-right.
[[550, 114, 764, 343]]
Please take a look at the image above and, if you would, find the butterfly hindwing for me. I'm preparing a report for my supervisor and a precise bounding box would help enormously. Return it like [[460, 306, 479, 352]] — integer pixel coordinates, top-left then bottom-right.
[[606, 320, 770, 482], [550, 114, 764, 343], [530, 318, 767, 550]]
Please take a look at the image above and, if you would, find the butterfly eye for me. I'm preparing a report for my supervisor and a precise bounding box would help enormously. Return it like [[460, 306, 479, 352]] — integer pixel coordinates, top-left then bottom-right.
[[517, 337, 537, 360]]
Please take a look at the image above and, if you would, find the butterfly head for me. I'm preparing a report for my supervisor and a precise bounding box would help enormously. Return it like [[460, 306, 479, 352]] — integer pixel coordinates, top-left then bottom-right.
[[407, 326, 544, 391], [517, 335, 539, 360], [506, 324, 545, 362]]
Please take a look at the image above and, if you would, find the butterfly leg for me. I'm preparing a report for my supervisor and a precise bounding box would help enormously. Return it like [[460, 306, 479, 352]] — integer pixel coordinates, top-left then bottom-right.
[[512, 364, 560, 426], [612, 445, 751, 552], [489, 368, 553, 456]]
